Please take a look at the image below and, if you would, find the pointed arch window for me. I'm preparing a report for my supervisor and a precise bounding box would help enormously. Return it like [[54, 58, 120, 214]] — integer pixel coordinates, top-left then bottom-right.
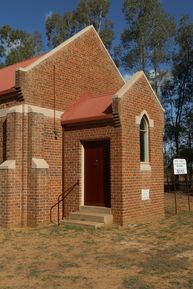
[[140, 116, 149, 162]]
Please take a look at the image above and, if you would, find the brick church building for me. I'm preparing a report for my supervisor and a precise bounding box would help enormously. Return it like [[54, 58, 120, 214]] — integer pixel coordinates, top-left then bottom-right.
[[0, 26, 164, 228]]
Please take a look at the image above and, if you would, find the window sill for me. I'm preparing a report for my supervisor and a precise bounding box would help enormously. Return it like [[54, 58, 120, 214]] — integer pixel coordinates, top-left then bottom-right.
[[140, 162, 151, 172]]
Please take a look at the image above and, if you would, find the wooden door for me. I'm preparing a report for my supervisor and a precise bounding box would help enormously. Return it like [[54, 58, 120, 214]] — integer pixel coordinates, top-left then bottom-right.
[[84, 140, 110, 207]]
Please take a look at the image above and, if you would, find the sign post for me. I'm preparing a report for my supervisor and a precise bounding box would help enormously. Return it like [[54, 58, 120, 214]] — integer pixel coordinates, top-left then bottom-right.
[[173, 172, 177, 214], [173, 158, 190, 213]]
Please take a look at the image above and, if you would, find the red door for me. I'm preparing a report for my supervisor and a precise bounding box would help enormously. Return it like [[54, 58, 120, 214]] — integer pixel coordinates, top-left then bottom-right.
[[84, 140, 110, 207]]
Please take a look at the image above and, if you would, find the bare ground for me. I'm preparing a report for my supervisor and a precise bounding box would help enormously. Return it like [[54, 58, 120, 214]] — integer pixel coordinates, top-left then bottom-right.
[[0, 193, 193, 289]]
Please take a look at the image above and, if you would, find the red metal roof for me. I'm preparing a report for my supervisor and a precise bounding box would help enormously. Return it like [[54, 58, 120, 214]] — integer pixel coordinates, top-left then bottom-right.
[[61, 94, 113, 125], [0, 54, 44, 95]]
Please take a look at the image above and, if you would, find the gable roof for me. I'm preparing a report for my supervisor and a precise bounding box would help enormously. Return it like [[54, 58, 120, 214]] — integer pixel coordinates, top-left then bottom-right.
[[115, 71, 164, 112], [0, 54, 44, 95], [0, 25, 124, 98], [18, 26, 124, 83], [61, 94, 112, 125], [61, 71, 164, 127]]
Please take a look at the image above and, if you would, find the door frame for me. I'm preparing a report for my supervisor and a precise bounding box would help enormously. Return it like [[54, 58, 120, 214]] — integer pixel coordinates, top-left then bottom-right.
[[80, 138, 111, 207]]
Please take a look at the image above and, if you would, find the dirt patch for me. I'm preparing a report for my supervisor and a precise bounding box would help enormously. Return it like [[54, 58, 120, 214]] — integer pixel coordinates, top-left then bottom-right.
[[0, 193, 193, 289]]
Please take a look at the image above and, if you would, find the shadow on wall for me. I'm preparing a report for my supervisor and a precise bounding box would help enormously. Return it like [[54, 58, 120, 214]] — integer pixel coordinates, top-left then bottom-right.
[[3, 120, 6, 162]]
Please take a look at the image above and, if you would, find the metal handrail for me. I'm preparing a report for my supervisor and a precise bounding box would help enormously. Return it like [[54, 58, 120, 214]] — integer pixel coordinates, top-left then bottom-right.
[[50, 180, 79, 225]]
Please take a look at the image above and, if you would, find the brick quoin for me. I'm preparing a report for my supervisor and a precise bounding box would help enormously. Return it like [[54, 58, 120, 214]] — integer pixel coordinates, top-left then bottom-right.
[[0, 26, 164, 227]]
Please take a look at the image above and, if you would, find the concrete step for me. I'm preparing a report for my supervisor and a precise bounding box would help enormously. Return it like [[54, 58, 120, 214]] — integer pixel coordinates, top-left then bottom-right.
[[69, 211, 113, 225], [62, 219, 104, 229], [80, 205, 111, 214]]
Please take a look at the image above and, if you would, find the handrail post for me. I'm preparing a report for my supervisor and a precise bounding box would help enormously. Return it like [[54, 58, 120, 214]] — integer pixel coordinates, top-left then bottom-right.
[[50, 208, 52, 223], [58, 195, 62, 225], [62, 127, 65, 219], [58, 200, 60, 225], [50, 180, 79, 225]]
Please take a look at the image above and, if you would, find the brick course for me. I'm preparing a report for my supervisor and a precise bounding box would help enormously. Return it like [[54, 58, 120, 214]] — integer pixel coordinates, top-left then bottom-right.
[[0, 26, 164, 227]]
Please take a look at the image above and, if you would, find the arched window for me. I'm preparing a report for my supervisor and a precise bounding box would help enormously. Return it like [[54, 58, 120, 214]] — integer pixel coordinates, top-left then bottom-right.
[[140, 116, 149, 162]]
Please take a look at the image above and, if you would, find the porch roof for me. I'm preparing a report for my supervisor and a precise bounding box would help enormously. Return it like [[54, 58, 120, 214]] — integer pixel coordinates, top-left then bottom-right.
[[61, 94, 113, 126]]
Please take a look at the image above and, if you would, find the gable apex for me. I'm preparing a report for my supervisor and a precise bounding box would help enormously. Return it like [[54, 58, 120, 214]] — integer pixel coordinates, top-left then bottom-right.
[[17, 25, 125, 82], [114, 71, 164, 112]]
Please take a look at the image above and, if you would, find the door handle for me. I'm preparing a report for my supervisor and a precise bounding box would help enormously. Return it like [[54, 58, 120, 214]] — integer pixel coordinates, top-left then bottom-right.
[[94, 159, 99, 166]]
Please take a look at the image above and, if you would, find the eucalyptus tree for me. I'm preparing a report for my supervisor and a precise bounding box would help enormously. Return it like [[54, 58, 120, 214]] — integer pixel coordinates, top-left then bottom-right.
[[161, 16, 193, 157], [0, 25, 43, 66], [45, 0, 114, 50], [115, 0, 175, 93]]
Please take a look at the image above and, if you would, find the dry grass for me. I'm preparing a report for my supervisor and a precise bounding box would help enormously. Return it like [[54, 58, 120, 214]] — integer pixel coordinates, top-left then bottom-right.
[[0, 193, 193, 289]]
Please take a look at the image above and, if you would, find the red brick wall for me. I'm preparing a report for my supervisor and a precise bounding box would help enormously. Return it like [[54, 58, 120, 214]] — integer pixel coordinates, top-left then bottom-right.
[[28, 168, 49, 226], [0, 74, 164, 227], [0, 111, 27, 227], [0, 169, 21, 227], [119, 74, 164, 225], [17, 28, 124, 111], [43, 118, 62, 222], [0, 27, 124, 227], [0, 28, 164, 227]]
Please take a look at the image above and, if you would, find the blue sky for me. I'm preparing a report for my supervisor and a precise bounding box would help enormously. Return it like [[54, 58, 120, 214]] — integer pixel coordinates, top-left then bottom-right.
[[0, 0, 193, 51]]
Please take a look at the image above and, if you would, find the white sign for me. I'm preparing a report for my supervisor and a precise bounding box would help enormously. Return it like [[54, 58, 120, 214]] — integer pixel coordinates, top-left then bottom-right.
[[141, 189, 150, 201], [173, 159, 187, 175]]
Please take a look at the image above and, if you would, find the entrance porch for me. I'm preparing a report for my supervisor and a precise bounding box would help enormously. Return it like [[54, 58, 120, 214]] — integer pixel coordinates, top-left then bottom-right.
[[60, 94, 122, 227], [63, 139, 113, 228]]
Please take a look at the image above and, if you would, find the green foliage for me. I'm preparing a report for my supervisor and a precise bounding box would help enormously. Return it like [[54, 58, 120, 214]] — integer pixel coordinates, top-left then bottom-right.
[[45, 0, 114, 50], [76, 0, 110, 30], [161, 16, 193, 159], [0, 25, 43, 66], [115, 0, 175, 93], [45, 12, 78, 48]]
